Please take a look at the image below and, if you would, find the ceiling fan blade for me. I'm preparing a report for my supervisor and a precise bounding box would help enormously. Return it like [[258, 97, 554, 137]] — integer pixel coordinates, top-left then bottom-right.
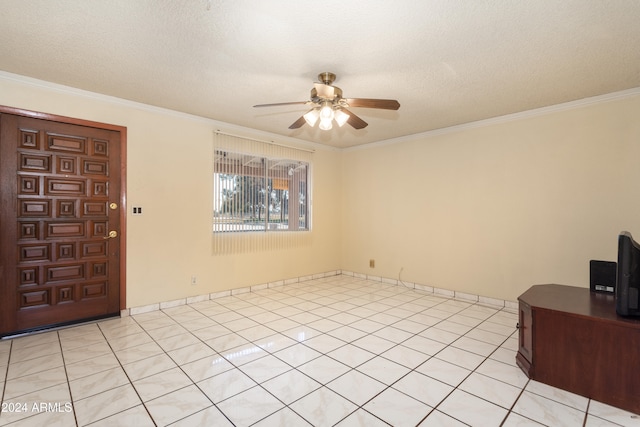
[[341, 108, 368, 129], [344, 98, 400, 110], [288, 115, 307, 129], [253, 101, 308, 108]]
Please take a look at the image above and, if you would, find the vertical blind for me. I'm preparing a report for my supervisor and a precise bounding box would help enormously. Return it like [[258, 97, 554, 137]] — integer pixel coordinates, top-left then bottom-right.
[[212, 132, 313, 254]]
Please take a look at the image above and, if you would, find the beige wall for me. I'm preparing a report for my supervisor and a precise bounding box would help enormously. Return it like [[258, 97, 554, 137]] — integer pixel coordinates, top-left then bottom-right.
[[0, 75, 342, 308], [341, 94, 640, 301], [3, 73, 639, 306]]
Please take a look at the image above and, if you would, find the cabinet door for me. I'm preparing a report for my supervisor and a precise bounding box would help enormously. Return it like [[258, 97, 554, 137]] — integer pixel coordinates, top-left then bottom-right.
[[519, 301, 533, 363]]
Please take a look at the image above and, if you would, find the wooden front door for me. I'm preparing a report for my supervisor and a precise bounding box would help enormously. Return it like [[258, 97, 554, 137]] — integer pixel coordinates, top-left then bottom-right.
[[0, 109, 126, 337]]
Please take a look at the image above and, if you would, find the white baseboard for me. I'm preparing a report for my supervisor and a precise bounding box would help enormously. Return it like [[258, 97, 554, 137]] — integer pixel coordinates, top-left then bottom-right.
[[127, 270, 517, 315]]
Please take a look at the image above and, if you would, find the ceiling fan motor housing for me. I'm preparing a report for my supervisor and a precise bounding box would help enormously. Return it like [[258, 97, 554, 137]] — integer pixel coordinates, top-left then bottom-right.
[[311, 86, 342, 103]]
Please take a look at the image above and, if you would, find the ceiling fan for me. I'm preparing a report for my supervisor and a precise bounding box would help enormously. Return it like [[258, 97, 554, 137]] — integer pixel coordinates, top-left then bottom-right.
[[253, 72, 400, 130]]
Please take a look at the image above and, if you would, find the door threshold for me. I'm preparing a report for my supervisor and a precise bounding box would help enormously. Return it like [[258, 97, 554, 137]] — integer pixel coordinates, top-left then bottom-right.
[[1, 313, 121, 340]]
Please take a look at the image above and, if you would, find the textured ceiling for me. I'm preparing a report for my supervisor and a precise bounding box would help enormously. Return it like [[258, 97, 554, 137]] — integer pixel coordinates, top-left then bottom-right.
[[1, 1, 639, 148]]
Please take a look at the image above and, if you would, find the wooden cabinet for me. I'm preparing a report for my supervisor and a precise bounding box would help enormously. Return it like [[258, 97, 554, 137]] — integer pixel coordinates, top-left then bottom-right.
[[516, 285, 640, 415]]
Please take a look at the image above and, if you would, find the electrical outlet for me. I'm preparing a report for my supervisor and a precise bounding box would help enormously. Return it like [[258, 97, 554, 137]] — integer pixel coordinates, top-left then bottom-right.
[[191, 275, 197, 285], [369, 259, 375, 268]]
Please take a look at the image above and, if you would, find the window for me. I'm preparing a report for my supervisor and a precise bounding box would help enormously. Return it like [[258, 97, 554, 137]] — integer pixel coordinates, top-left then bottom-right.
[[212, 132, 312, 253], [213, 152, 309, 232]]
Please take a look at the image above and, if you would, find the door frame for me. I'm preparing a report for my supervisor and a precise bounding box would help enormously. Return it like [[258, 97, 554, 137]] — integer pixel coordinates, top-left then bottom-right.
[[0, 105, 127, 311]]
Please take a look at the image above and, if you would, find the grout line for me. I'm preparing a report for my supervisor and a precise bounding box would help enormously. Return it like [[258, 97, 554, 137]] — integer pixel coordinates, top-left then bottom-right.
[[0, 340, 12, 420], [57, 331, 80, 427], [583, 400, 590, 427], [501, 379, 531, 426], [96, 321, 159, 427]]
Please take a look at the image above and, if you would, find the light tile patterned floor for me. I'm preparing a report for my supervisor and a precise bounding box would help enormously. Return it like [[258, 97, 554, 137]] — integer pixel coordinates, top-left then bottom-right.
[[1, 275, 639, 426]]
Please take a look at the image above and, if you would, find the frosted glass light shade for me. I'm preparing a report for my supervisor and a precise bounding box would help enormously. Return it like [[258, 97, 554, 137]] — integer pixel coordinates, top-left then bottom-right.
[[319, 103, 334, 121], [303, 109, 319, 126], [334, 109, 349, 127], [319, 117, 333, 130]]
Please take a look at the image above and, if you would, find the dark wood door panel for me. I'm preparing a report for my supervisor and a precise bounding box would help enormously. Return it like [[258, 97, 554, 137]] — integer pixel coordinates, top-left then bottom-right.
[[0, 111, 124, 336]]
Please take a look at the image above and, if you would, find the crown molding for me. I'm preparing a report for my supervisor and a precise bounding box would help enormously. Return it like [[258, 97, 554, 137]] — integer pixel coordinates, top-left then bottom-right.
[[0, 71, 339, 153], [345, 86, 640, 152], [2, 70, 637, 154]]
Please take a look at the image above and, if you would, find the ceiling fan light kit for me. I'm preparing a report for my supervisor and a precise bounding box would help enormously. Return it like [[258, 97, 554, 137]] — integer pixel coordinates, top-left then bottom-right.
[[254, 72, 400, 131]]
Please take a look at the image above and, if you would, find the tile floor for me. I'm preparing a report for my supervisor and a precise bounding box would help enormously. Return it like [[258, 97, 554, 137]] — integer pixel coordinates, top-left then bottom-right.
[[1, 275, 639, 426]]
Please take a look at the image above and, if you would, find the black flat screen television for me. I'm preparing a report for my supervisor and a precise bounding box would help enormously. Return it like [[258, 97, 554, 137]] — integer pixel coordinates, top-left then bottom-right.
[[616, 231, 640, 317]]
